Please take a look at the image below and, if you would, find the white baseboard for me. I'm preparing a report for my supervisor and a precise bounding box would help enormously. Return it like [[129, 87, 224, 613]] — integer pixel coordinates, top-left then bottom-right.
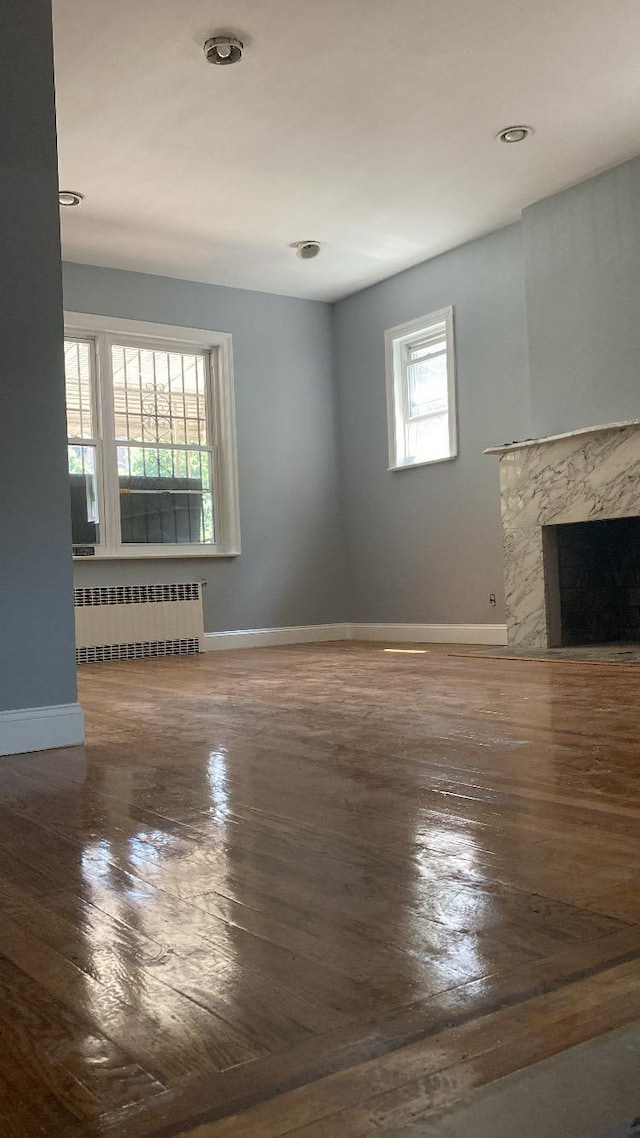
[[202, 623, 352, 651], [0, 702, 85, 757], [202, 622, 507, 651], [350, 623, 508, 645]]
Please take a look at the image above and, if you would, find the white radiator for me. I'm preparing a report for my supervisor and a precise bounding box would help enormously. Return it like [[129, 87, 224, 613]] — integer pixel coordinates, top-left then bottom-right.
[[74, 583, 203, 664]]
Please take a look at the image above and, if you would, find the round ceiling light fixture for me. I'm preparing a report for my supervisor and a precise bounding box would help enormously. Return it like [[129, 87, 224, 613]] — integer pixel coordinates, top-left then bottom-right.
[[496, 125, 533, 144], [58, 190, 84, 207], [203, 35, 244, 65], [292, 240, 321, 260]]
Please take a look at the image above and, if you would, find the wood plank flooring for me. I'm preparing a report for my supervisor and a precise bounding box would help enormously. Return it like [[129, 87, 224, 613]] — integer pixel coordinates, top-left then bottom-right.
[[0, 642, 639, 1135]]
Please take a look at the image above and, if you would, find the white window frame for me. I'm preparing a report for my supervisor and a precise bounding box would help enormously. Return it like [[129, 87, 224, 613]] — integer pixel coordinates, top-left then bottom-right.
[[65, 312, 241, 560], [385, 306, 457, 471]]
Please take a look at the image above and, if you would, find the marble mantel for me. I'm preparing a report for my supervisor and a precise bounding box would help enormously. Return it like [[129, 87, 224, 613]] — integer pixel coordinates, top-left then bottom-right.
[[485, 420, 640, 648]]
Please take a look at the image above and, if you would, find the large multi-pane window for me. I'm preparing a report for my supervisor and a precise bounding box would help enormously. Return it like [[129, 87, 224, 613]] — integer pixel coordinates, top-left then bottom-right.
[[64, 318, 240, 557], [385, 307, 457, 470]]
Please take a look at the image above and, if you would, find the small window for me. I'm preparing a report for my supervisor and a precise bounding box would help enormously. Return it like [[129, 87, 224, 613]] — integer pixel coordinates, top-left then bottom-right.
[[385, 307, 457, 470], [64, 316, 240, 558]]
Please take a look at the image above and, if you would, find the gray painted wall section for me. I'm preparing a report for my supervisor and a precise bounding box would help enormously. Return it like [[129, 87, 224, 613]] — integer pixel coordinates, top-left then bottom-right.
[[333, 224, 530, 625], [523, 157, 640, 438], [62, 154, 640, 638], [0, 0, 78, 712], [62, 263, 348, 632]]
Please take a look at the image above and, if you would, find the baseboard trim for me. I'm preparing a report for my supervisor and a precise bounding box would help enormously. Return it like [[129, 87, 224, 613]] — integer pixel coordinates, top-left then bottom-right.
[[202, 623, 352, 651], [202, 622, 507, 652], [350, 623, 508, 645], [0, 702, 85, 757]]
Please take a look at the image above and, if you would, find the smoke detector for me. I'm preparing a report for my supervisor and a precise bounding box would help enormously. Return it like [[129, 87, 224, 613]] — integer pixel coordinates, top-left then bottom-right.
[[292, 240, 321, 260], [58, 190, 84, 207], [496, 125, 533, 144], [204, 36, 244, 65]]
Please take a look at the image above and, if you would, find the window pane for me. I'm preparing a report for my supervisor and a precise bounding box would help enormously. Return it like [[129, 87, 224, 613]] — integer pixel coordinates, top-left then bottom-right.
[[68, 444, 100, 544], [111, 344, 208, 446], [404, 413, 450, 464], [117, 445, 215, 544], [406, 347, 448, 420], [64, 340, 94, 438]]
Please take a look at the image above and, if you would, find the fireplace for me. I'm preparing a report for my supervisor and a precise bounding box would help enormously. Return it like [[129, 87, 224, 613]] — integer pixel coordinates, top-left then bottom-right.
[[485, 419, 640, 649], [543, 516, 640, 646]]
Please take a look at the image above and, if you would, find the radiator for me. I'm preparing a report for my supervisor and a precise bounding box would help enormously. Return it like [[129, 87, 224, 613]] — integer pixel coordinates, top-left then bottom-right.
[[74, 583, 203, 664]]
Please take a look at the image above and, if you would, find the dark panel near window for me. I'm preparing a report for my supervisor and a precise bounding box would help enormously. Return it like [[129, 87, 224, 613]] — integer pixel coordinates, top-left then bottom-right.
[[119, 476, 204, 544], [69, 472, 99, 545]]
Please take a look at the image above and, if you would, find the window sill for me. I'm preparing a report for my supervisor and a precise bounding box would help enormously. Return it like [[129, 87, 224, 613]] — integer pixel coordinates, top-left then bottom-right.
[[388, 453, 457, 472], [73, 547, 240, 561]]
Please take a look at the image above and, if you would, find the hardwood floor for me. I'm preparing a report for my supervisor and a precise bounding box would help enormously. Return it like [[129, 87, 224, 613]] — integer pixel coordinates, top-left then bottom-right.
[[0, 642, 639, 1135]]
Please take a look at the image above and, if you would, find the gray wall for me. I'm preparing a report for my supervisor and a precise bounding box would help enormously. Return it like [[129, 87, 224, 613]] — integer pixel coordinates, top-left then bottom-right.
[[63, 263, 348, 632], [63, 153, 640, 637], [333, 224, 530, 624], [523, 157, 640, 438], [332, 154, 640, 627], [0, 0, 78, 712]]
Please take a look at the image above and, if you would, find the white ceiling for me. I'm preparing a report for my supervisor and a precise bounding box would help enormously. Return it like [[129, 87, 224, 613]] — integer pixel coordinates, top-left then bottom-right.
[[53, 0, 640, 302]]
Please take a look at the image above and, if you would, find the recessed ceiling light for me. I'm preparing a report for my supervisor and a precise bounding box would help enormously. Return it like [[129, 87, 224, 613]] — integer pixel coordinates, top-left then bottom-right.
[[58, 190, 84, 207], [496, 126, 533, 144], [292, 240, 321, 260], [203, 35, 244, 65]]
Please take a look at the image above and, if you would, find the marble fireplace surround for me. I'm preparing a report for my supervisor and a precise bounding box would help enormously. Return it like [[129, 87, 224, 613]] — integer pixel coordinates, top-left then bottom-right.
[[485, 420, 640, 649]]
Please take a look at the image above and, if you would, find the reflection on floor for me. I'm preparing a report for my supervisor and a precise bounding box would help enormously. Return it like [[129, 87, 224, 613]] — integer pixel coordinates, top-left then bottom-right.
[[460, 642, 640, 663], [379, 1020, 640, 1137], [0, 642, 640, 1135]]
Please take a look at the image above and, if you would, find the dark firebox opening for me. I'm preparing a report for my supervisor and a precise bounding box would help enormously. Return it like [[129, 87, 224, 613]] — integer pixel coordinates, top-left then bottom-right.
[[543, 516, 640, 647]]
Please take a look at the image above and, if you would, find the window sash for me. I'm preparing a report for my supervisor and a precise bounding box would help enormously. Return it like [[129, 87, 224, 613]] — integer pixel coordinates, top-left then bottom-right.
[[65, 336, 99, 442], [400, 334, 449, 426], [400, 368, 446, 423], [406, 332, 447, 357], [110, 342, 210, 448], [404, 407, 449, 425], [401, 343, 449, 423], [65, 329, 222, 553]]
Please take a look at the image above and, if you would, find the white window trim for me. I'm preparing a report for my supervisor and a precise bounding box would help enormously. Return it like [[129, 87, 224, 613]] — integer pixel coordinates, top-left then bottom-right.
[[384, 306, 457, 471], [65, 312, 241, 560]]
